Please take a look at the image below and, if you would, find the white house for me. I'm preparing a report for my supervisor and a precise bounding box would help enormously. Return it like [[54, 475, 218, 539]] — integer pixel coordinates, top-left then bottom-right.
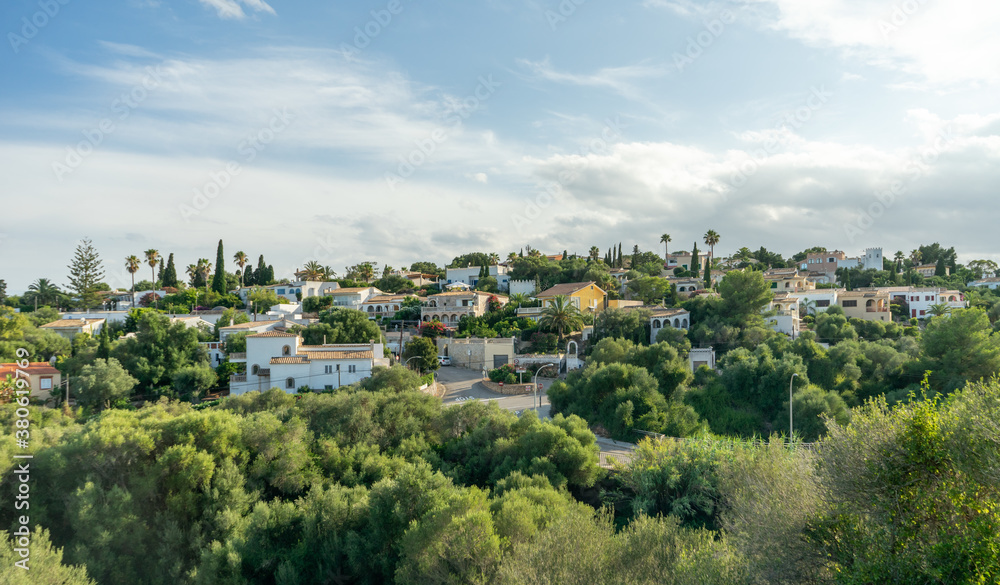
[[649, 308, 690, 344], [228, 332, 384, 395], [787, 290, 839, 315], [324, 287, 384, 310], [968, 277, 1000, 290], [689, 348, 716, 371], [875, 287, 967, 319], [444, 265, 511, 291], [766, 293, 800, 338], [239, 280, 340, 304], [359, 294, 416, 320], [217, 318, 293, 342]]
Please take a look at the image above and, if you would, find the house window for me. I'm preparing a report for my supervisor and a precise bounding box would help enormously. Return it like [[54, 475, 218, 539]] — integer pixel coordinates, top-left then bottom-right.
[[251, 364, 260, 375], [920, 310, 926, 316], [336, 364, 340, 371], [282, 345, 291, 356], [40, 377, 52, 390], [286, 377, 295, 389], [324, 365, 333, 374], [348, 365, 356, 373], [277, 289, 285, 295], [842, 300, 858, 307], [325, 385, 334, 391]]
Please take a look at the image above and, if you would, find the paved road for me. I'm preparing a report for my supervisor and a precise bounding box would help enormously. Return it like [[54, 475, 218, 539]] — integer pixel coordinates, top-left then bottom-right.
[[437, 365, 557, 418], [436, 366, 638, 466]]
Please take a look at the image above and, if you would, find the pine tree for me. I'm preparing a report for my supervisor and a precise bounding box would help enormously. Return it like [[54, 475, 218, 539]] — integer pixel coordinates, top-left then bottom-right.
[[212, 240, 227, 295], [162, 253, 178, 288], [67, 238, 105, 309]]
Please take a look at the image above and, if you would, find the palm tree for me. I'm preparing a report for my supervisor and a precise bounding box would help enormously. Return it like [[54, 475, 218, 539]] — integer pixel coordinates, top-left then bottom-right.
[[487, 253, 500, 265], [506, 252, 518, 264], [234, 251, 248, 289], [27, 278, 62, 308], [144, 249, 160, 309], [125, 255, 141, 308], [799, 297, 817, 318], [704, 230, 720, 265], [894, 251, 904, 272], [144, 249, 160, 287], [358, 262, 375, 283], [186, 264, 199, 287], [910, 249, 922, 266], [588, 246, 600, 262], [660, 233, 672, 262], [300, 260, 325, 281], [928, 303, 951, 317], [197, 259, 213, 292], [538, 295, 585, 344]]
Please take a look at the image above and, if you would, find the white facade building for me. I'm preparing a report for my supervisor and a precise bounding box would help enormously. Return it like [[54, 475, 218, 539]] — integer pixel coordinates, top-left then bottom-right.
[[649, 308, 690, 344], [875, 287, 967, 319], [787, 290, 839, 314], [444, 265, 511, 291], [229, 332, 385, 395]]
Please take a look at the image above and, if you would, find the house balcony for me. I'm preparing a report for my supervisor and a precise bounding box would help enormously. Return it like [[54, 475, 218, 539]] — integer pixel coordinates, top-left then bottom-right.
[[230, 374, 246, 383], [228, 352, 247, 362]]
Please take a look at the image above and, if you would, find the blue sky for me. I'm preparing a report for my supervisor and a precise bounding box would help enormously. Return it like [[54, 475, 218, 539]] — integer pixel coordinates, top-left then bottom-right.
[[2, 0, 999, 293]]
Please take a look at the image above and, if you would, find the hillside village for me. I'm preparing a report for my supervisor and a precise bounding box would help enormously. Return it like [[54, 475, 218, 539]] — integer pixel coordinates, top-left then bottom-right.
[[3, 237, 999, 433]]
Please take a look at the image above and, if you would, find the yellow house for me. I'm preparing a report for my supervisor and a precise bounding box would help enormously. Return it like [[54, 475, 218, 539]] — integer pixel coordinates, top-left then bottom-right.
[[1, 362, 62, 401], [838, 290, 891, 322], [536, 282, 607, 313]]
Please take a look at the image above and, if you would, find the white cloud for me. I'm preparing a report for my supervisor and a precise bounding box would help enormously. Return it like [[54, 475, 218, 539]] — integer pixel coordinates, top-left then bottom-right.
[[747, 0, 1000, 88], [197, 0, 275, 20]]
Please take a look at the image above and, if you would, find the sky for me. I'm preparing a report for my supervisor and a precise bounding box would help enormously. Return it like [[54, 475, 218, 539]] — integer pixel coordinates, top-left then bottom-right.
[[1, 0, 999, 293]]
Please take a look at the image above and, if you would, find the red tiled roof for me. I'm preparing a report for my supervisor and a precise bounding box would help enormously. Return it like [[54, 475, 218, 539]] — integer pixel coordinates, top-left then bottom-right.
[[0, 363, 61, 377], [247, 332, 299, 338], [39, 318, 104, 329]]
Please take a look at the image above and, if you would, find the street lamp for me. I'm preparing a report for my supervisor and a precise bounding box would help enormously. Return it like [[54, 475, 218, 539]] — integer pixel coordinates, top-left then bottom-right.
[[534, 363, 556, 411], [789, 373, 799, 441], [404, 355, 422, 373]]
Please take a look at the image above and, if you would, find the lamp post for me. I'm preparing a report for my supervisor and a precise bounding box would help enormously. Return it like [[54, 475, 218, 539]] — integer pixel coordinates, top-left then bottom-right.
[[789, 372, 799, 441], [534, 363, 556, 411], [404, 355, 422, 373]]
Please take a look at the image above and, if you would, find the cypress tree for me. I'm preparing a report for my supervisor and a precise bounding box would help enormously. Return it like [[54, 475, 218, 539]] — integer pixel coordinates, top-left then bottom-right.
[[704, 257, 712, 289], [690, 243, 700, 277], [156, 261, 164, 287], [254, 255, 266, 285], [617, 243, 623, 268], [243, 266, 255, 287], [212, 240, 227, 295], [266, 265, 275, 284], [162, 253, 178, 288], [935, 256, 947, 277], [96, 326, 111, 360]]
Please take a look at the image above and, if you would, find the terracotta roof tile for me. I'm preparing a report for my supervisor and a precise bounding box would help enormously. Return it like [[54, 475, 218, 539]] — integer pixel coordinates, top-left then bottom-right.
[[269, 356, 310, 365], [247, 332, 299, 338], [220, 320, 281, 330], [0, 363, 61, 377]]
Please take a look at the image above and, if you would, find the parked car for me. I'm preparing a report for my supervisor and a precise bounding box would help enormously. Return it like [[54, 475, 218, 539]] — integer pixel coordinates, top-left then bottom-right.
[[438, 356, 451, 366]]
